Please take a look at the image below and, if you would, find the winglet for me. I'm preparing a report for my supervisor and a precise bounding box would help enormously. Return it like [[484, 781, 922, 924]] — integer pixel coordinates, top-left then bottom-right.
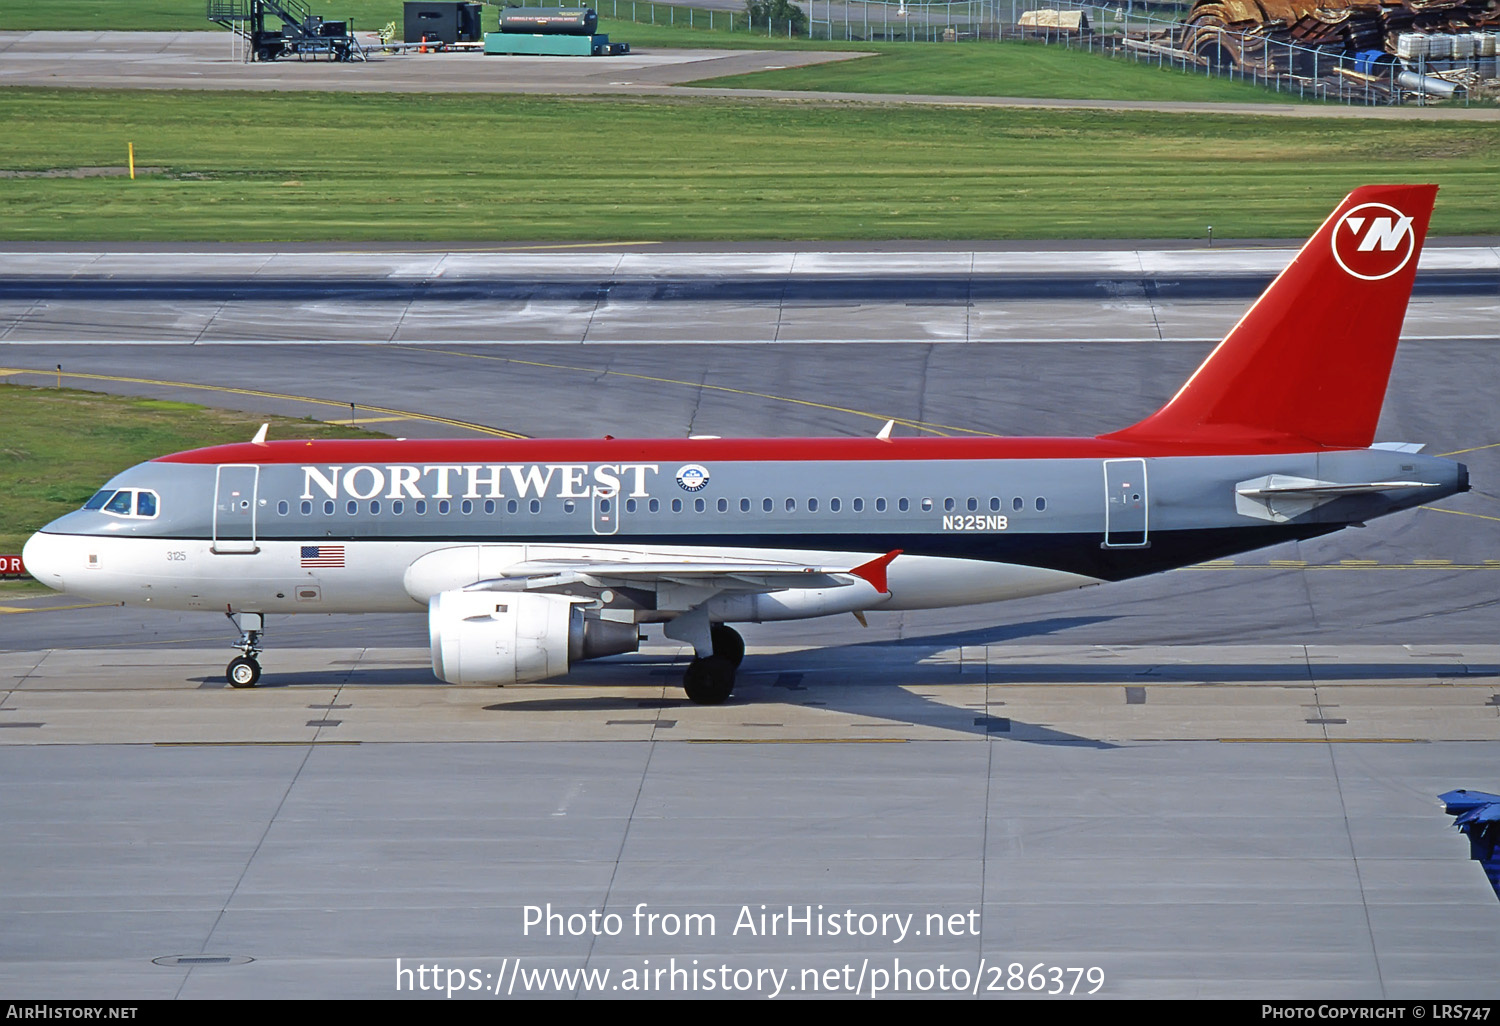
[[849, 549, 901, 594], [876, 419, 895, 441], [251, 423, 269, 446]]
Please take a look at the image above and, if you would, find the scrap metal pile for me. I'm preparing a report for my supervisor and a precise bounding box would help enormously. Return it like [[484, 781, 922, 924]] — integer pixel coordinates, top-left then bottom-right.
[[1182, 0, 1500, 73]]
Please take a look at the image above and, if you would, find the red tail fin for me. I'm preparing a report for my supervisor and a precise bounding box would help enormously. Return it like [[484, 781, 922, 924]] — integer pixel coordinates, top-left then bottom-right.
[[1104, 184, 1437, 451]]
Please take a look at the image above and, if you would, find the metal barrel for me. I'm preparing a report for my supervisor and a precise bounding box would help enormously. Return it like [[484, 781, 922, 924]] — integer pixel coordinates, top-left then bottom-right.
[[1396, 70, 1465, 97]]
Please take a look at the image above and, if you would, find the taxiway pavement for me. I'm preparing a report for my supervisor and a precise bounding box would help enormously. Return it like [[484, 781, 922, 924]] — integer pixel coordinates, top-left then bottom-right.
[[1, 245, 1497, 999]]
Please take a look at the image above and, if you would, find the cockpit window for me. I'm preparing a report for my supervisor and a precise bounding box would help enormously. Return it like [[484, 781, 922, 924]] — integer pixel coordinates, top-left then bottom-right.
[[94, 488, 160, 520]]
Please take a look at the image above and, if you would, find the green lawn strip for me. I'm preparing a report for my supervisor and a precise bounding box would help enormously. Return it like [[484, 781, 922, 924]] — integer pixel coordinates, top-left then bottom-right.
[[0, 579, 60, 597], [0, 0, 867, 44], [0, 383, 385, 553], [688, 39, 1304, 102], [0, 0, 403, 33], [0, 89, 1494, 240]]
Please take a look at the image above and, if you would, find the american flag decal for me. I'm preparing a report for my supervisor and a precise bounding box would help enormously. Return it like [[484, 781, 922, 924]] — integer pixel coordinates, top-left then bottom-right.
[[300, 545, 345, 568]]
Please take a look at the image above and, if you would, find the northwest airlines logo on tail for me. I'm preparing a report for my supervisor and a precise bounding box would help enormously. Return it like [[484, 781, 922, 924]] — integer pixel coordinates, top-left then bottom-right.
[[1331, 202, 1415, 281]]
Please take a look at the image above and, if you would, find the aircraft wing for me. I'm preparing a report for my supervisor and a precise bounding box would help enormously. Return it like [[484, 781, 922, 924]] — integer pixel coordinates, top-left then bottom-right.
[[1438, 790, 1500, 902], [462, 550, 901, 596]]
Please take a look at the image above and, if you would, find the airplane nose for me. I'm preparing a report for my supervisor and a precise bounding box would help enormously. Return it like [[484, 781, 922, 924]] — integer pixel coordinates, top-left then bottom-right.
[[21, 532, 67, 593]]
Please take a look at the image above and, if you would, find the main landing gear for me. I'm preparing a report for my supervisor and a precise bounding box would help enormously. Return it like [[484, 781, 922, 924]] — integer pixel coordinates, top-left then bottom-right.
[[225, 611, 263, 688], [682, 624, 745, 706]]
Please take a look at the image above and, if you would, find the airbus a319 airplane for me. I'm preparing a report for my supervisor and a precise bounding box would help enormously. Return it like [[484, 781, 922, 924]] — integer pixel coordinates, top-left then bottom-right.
[[22, 185, 1470, 704]]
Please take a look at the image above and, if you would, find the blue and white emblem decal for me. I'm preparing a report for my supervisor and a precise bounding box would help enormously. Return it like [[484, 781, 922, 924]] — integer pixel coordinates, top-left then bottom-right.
[[675, 464, 710, 492]]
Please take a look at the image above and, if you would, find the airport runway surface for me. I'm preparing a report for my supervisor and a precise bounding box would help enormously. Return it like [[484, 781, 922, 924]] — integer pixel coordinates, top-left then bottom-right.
[[1, 245, 1497, 998]]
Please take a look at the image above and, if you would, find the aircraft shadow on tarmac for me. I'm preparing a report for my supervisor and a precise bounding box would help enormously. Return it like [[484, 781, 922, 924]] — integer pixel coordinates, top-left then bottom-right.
[[186, 615, 1495, 745]]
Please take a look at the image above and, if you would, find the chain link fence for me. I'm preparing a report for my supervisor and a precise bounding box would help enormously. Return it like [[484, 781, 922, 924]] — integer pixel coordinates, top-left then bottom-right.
[[598, 0, 1493, 104]]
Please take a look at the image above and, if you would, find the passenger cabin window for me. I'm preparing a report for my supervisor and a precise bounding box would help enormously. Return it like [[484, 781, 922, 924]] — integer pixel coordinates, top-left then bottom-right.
[[277, 500, 290, 516], [853, 498, 865, 513], [1036, 497, 1047, 511]]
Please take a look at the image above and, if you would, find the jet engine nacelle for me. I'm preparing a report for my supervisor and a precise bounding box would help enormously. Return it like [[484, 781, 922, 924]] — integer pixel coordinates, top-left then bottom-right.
[[428, 590, 639, 686]]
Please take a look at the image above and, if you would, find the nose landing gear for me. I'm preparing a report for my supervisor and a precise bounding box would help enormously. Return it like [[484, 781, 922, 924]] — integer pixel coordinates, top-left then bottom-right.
[[225, 611, 263, 688]]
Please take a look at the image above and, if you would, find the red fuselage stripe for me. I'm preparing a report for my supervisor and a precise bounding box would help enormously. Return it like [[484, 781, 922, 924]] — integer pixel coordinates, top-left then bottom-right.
[[156, 435, 1345, 465]]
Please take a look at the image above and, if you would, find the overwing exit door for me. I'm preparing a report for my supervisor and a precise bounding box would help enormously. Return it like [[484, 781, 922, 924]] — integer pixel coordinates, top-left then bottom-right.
[[592, 487, 620, 535]]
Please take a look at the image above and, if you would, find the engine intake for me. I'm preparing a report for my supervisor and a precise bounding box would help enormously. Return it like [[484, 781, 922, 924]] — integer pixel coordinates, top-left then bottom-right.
[[429, 590, 638, 685]]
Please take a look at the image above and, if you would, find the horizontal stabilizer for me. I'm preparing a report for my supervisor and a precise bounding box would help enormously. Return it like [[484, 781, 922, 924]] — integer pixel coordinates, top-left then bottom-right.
[[1234, 475, 1436, 523]]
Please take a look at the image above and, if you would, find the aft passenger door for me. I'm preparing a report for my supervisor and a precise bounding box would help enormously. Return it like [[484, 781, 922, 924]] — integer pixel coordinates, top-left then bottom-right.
[[1102, 458, 1148, 548], [212, 464, 260, 554]]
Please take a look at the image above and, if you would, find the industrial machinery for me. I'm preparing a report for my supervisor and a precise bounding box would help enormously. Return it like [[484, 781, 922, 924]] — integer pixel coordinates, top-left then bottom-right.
[[206, 0, 362, 61], [404, 1, 485, 46]]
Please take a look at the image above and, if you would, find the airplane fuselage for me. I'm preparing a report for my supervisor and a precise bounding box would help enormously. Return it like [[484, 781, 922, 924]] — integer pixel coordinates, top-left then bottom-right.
[[24, 437, 1467, 618]]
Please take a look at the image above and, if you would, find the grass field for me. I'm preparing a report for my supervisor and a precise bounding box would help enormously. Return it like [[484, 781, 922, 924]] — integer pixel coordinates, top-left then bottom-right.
[[0, 0, 404, 33], [0, 384, 382, 553], [690, 40, 1301, 102], [0, 88, 1495, 241], [0, 0, 938, 44]]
